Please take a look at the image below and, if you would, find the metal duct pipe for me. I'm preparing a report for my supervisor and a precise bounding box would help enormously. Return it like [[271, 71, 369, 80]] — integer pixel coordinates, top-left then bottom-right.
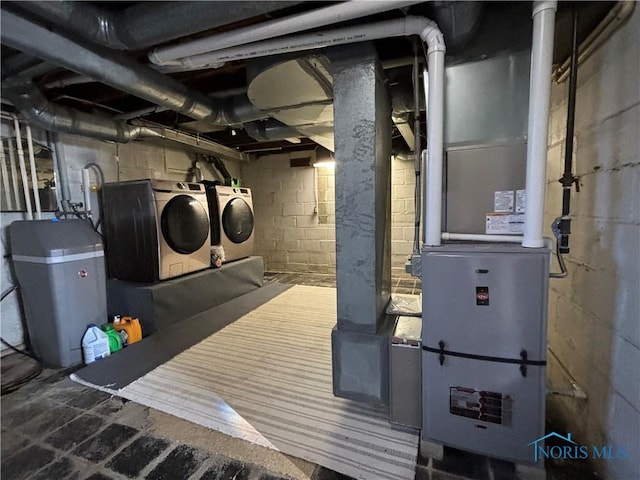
[[4, 81, 160, 142], [15, 1, 300, 51], [219, 94, 267, 125], [244, 119, 300, 142], [1, 53, 44, 80], [523, 1, 557, 248], [1, 9, 220, 123], [150, 0, 423, 66]]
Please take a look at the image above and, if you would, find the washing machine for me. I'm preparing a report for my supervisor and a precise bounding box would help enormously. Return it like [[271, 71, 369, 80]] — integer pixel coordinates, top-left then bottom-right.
[[213, 186, 255, 262], [102, 179, 211, 282]]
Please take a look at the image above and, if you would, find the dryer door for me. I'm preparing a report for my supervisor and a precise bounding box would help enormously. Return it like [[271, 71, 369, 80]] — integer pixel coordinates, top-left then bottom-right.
[[222, 197, 254, 243], [161, 195, 210, 254]]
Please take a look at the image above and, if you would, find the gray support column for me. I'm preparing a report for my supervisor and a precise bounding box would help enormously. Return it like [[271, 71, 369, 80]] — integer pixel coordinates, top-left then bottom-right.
[[330, 43, 393, 405]]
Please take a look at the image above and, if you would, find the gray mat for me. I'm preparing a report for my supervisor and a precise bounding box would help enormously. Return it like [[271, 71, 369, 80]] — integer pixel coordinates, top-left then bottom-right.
[[107, 256, 265, 335], [72, 282, 293, 390]]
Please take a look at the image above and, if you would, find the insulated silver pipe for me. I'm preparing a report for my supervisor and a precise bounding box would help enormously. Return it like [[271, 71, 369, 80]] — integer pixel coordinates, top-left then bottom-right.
[[17, 1, 300, 51], [4, 81, 162, 143], [1, 10, 217, 123]]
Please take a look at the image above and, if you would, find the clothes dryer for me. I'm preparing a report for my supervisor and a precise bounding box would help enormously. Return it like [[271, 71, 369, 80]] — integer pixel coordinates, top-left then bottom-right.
[[213, 186, 255, 262], [102, 179, 210, 282]]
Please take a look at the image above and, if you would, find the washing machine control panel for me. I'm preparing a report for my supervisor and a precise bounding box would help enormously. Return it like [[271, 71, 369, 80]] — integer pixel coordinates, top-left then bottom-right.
[[173, 182, 204, 192]]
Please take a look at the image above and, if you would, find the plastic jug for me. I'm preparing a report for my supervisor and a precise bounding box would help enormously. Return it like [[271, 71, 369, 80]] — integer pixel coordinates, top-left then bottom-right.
[[112, 316, 142, 345], [101, 323, 123, 353], [82, 324, 110, 364]]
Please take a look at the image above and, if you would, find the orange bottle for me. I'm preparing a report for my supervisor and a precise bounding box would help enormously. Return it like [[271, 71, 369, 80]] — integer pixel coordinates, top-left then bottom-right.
[[112, 316, 143, 345]]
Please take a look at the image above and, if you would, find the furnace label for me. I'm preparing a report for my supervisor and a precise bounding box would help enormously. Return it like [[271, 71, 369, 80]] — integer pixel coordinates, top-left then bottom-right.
[[450, 386, 513, 426]]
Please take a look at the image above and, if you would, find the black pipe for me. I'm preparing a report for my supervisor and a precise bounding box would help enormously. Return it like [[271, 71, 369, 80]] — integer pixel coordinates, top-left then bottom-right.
[[558, 5, 580, 254]]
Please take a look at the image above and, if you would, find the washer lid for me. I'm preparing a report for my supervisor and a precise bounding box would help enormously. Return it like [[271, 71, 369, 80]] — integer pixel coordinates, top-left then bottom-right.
[[161, 195, 209, 254], [222, 198, 254, 244]]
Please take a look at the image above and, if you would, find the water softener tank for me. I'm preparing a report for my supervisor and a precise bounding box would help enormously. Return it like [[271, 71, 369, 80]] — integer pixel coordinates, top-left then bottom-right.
[[10, 219, 107, 367]]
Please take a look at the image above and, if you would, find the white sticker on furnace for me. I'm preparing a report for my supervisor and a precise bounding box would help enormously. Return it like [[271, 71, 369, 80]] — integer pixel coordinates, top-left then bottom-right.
[[516, 190, 526, 213], [494, 190, 514, 213]]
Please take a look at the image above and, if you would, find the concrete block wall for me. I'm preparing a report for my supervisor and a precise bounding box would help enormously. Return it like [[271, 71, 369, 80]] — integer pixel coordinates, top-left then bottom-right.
[[241, 153, 336, 274], [391, 155, 417, 278], [544, 8, 639, 480], [241, 153, 417, 276]]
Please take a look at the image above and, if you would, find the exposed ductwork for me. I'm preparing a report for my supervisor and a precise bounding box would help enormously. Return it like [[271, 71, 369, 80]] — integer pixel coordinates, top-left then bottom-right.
[[1, 9, 217, 122], [243, 119, 301, 142], [3, 81, 160, 142], [13, 1, 301, 51], [0, 8, 278, 143]]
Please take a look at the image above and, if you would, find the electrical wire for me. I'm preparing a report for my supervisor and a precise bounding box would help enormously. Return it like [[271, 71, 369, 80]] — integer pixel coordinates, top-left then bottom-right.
[[0, 284, 43, 395], [550, 241, 568, 278]]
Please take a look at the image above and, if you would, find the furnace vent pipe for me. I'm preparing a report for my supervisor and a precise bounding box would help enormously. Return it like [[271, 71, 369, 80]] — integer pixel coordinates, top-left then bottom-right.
[[150, 0, 423, 66], [523, 1, 557, 248], [424, 36, 446, 246], [157, 16, 445, 71]]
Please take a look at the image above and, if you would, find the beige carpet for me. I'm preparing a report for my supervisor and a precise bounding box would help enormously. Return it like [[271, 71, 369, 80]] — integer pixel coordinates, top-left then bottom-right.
[[113, 285, 419, 480]]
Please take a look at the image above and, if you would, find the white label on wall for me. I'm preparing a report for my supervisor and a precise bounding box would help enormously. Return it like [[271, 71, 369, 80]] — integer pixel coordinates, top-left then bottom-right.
[[486, 213, 525, 234], [494, 190, 514, 212], [516, 189, 526, 213]]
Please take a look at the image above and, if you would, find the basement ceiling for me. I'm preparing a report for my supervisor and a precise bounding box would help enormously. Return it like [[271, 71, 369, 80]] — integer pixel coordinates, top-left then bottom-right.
[[0, 1, 616, 157]]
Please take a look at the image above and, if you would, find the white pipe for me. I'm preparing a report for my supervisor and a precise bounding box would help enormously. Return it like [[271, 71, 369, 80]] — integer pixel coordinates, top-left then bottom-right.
[[523, 1, 557, 248], [442, 233, 524, 243], [26, 125, 42, 219], [82, 168, 92, 217], [170, 16, 436, 70], [7, 138, 21, 208], [149, 0, 423, 65], [0, 139, 13, 210], [12, 116, 33, 220], [423, 28, 446, 246]]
